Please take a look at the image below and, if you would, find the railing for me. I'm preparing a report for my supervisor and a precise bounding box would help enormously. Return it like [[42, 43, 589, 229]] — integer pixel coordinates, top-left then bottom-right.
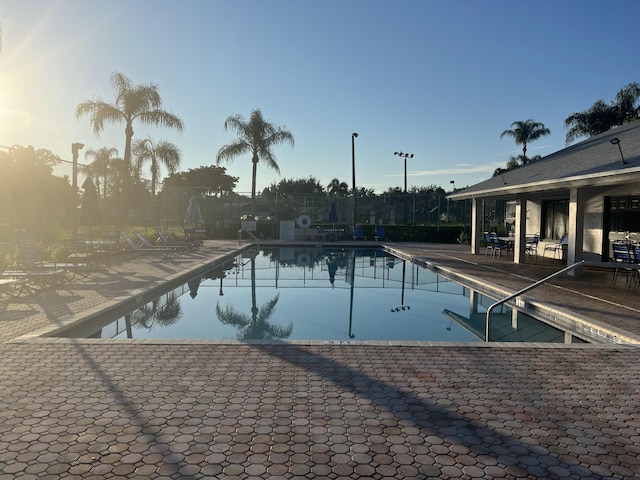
[[485, 258, 640, 341], [485, 261, 585, 342]]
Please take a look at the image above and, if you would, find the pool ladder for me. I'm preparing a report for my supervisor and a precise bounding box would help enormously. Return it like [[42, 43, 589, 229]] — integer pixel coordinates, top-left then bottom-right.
[[485, 261, 585, 342]]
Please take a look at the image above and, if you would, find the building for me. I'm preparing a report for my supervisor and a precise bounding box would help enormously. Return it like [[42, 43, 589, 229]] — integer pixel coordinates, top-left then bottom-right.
[[449, 119, 640, 265]]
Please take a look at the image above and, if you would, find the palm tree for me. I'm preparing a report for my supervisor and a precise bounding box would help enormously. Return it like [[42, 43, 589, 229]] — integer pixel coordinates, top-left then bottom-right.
[[564, 99, 618, 144], [132, 137, 181, 197], [81, 147, 119, 199], [564, 83, 640, 144], [327, 178, 349, 196], [612, 82, 640, 123], [500, 119, 551, 158], [75, 72, 184, 194], [216, 109, 294, 213]]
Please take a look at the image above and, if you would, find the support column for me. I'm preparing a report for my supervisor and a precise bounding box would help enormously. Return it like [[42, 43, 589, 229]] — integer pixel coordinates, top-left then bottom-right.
[[568, 187, 585, 275], [513, 194, 529, 264], [470, 198, 482, 254]]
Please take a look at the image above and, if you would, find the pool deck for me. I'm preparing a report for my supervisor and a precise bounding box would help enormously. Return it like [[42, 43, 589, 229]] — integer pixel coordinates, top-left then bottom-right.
[[1, 241, 639, 479]]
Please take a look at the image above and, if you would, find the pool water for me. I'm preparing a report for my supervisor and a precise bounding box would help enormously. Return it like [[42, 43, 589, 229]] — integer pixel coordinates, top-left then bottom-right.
[[68, 247, 578, 343]]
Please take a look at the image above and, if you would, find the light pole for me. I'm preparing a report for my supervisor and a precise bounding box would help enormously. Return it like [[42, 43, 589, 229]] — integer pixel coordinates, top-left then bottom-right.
[[610, 137, 626, 165], [393, 151, 414, 193], [351, 132, 358, 230], [448, 180, 455, 223], [71, 142, 84, 235], [72, 142, 84, 190]]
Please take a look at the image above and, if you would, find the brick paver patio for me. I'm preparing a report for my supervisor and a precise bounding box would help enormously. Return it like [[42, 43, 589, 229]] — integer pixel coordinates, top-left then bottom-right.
[[1, 241, 639, 479]]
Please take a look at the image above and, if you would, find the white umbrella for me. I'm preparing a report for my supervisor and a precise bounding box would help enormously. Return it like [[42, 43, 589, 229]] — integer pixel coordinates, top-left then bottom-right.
[[184, 196, 204, 226]]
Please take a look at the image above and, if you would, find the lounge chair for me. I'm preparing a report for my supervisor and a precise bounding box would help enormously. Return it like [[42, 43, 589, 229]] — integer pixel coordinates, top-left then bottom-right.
[[0, 276, 27, 297], [14, 231, 78, 282], [124, 231, 181, 256], [353, 226, 366, 241], [374, 226, 387, 241], [156, 226, 200, 249]]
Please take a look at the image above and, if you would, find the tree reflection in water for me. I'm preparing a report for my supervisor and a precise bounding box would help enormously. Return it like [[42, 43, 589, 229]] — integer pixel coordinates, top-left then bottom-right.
[[132, 292, 182, 330], [215, 257, 292, 341]]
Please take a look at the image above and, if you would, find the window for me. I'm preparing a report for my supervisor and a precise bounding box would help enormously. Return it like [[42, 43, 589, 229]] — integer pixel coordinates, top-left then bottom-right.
[[542, 199, 568, 240], [609, 196, 640, 233]]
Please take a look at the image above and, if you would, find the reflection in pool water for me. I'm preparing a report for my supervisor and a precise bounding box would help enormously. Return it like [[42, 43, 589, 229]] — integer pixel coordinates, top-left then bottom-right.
[[66, 247, 587, 343]]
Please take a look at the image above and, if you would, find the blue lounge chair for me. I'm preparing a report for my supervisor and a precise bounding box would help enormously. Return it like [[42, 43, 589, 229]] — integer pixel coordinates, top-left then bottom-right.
[[374, 226, 387, 241], [353, 226, 366, 241]]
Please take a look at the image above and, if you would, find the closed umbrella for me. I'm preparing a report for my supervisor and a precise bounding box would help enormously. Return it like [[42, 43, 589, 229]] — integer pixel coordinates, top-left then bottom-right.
[[188, 277, 201, 299], [328, 201, 338, 228], [78, 178, 101, 241], [184, 195, 204, 226]]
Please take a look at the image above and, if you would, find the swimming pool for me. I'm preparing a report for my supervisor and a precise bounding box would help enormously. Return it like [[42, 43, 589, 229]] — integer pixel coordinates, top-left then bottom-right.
[[61, 247, 586, 343]]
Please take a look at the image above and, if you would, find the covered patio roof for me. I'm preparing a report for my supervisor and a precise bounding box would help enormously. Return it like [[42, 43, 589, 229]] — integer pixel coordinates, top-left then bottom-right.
[[450, 119, 640, 201]]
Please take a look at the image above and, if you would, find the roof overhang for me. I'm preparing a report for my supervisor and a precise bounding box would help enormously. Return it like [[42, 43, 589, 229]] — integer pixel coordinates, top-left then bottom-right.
[[448, 167, 640, 201]]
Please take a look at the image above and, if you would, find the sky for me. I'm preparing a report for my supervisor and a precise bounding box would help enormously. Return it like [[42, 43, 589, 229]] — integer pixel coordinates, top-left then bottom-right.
[[1, 0, 639, 195]]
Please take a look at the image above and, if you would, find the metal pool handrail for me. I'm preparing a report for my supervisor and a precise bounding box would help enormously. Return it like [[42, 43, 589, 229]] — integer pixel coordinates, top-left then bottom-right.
[[485, 260, 585, 342]]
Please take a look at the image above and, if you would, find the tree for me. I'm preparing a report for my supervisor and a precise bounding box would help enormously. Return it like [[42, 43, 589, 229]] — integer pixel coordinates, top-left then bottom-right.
[[0, 145, 72, 233], [162, 166, 238, 197], [613, 82, 640, 123], [493, 154, 542, 177], [327, 178, 349, 196], [76, 72, 184, 194], [500, 119, 550, 158], [216, 109, 294, 212], [564, 82, 640, 144], [265, 177, 324, 196], [81, 147, 119, 199], [132, 137, 181, 197]]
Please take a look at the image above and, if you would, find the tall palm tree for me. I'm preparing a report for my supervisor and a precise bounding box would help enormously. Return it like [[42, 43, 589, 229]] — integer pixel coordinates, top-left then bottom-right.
[[216, 109, 294, 212], [75, 72, 184, 193], [81, 147, 119, 199], [500, 119, 551, 158], [132, 137, 181, 197]]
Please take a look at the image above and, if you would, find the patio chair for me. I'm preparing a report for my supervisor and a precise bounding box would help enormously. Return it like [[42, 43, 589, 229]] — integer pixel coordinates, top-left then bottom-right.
[[490, 233, 510, 258], [612, 242, 634, 285], [483, 232, 494, 257], [525, 233, 539, 260], [543, 234, 568, 261], [63, 237, 96, 272], [353, 226, 367, 241], [374, 226, 387, 241], [630, 244, 640, 288]]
